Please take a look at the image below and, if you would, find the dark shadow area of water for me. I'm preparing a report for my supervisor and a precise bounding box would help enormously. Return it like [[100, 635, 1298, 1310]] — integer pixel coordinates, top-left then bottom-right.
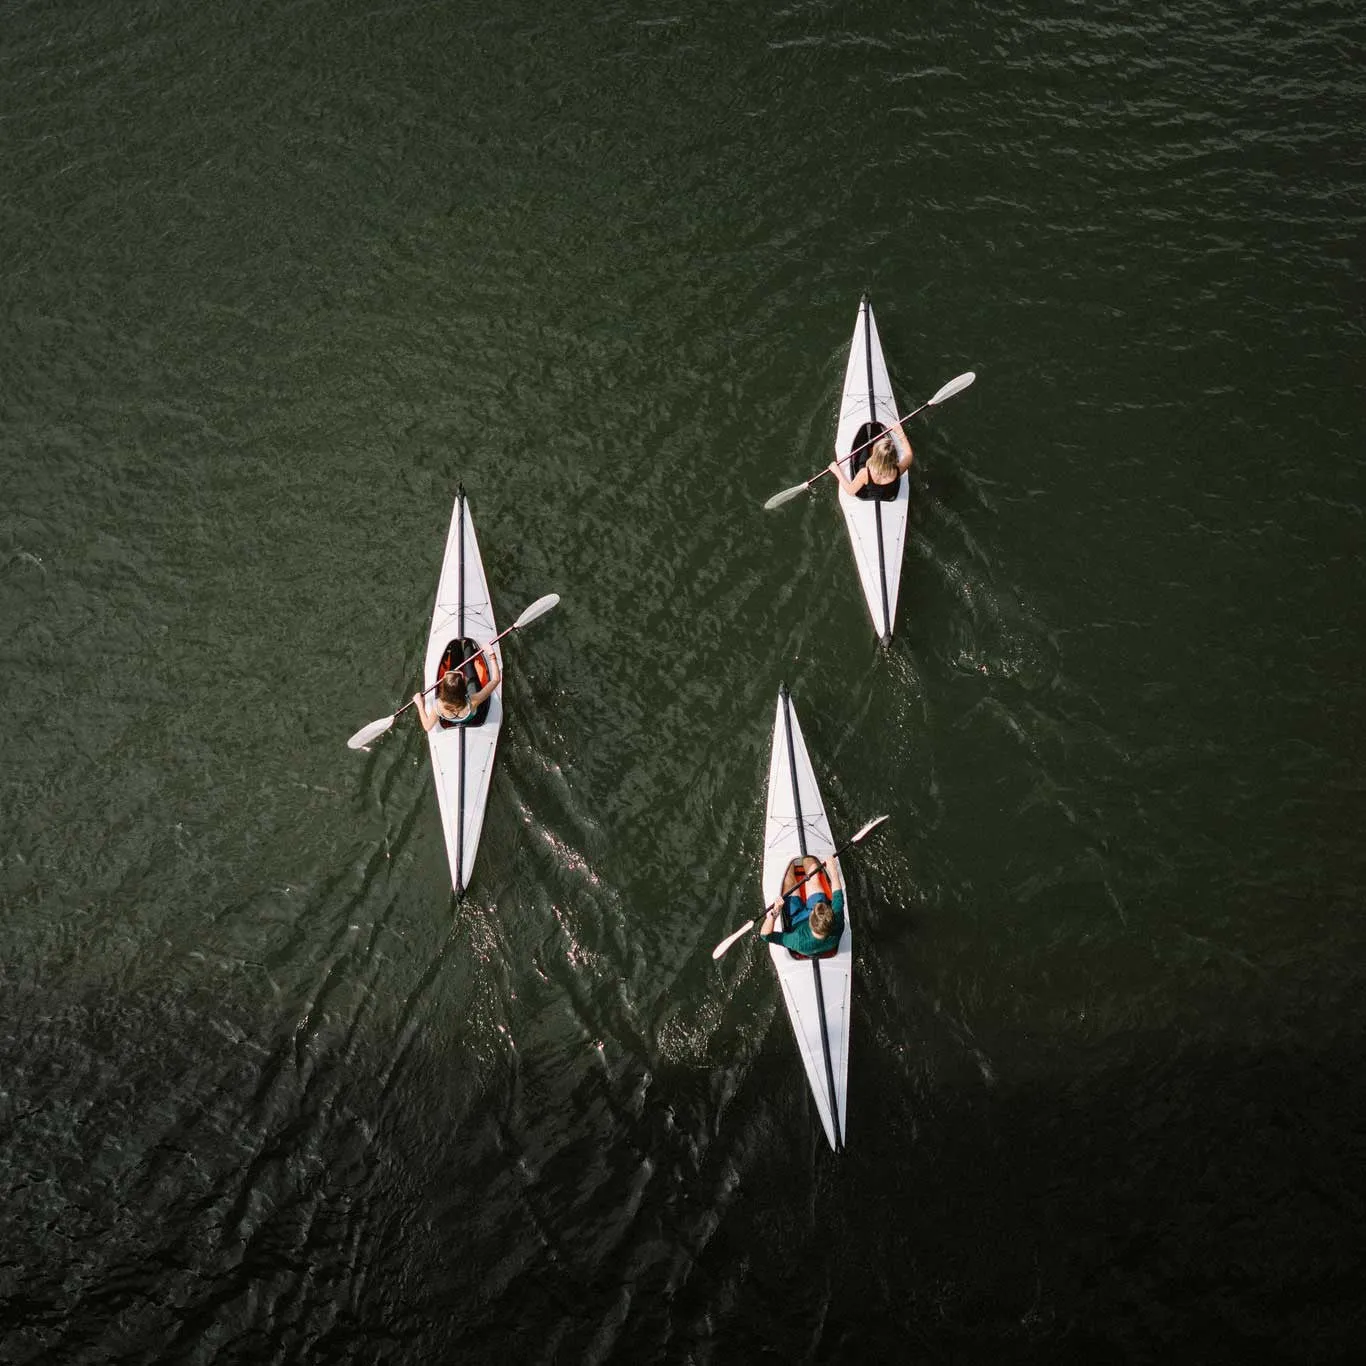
[[2, 980, 1362, 1365]]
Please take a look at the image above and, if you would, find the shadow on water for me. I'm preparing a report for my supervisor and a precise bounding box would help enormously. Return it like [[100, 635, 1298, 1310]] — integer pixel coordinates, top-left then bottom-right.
[[2, 979, 1362, 1366]]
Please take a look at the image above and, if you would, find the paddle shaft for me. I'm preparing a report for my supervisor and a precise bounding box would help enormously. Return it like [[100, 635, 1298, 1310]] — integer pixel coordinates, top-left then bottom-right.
[[765, 810, 893, 914], [762, 371, 975, 511], [718, 855, 843, 961], [390, 628, 508, 725], [815, 397, 929, 487], [765, 848, 840, 915], [710, 814, 887, 959], [827, 369, 974, 478]]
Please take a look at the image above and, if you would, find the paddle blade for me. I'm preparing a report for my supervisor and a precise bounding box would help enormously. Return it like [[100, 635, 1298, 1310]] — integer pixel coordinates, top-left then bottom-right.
[[711, 918, 756, 960], [513, 592, 560, 629], [928, 371, 976, 405], [347, 715, 396, 751], [763, 483, 809, 512], [849, 813, 890, 844]]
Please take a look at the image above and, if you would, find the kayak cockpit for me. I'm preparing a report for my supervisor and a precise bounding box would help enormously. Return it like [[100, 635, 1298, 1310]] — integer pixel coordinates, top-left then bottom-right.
[[434, 636, 492, 730]]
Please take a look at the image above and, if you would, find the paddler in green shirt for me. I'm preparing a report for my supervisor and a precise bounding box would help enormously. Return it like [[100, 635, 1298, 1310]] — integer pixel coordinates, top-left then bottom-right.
[[759, 854, 845, 956]]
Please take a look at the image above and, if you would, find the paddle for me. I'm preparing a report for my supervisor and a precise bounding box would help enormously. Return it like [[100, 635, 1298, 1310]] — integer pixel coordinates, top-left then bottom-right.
[[762, 371, 976, 511], [710, 814, 890, 960], [346, 592, 561, 751]]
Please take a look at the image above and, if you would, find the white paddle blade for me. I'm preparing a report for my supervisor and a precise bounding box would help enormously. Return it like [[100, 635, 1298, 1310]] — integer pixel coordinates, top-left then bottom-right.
[[711, 918, 756, 960], [513, 592, 560, 629], [347, 715, 396, 751], [763, 482, 809, 512], [850, 813, 890, 844], [928, 371, 976, 405]]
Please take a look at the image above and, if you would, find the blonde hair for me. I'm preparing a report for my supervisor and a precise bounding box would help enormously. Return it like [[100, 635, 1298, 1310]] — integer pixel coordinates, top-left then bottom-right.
[[809, 901, 835, 939], [868, 435, 899, 482]]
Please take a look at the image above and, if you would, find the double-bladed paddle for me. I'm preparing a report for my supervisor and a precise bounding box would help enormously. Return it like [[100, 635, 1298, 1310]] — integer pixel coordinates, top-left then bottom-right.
[[762, 371, 976, 512], [346, 592, 560, 751], [710, 814, 890, 960]]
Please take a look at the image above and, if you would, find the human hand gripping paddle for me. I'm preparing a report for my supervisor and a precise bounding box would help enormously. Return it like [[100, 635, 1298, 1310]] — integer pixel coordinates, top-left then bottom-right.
[[762, 371, 976, 512], [345, 593, 560, 751], [710, 814, 890, 960]]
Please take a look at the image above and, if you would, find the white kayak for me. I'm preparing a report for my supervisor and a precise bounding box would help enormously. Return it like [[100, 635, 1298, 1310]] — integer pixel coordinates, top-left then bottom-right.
[[762, 685, 852, 1153], [423, 486, 502, 898], [834, 294, 909, 645]]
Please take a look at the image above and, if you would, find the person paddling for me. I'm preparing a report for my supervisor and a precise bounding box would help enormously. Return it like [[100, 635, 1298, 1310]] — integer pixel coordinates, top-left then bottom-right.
[[827, 419, 912, 501], [413, 648, 501, 731], [759, 854, 845, 957]]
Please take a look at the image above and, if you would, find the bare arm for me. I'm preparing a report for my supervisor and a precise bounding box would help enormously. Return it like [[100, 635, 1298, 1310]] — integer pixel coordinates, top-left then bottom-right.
[[760, 899, 782, 937], [828, 458, 868, 496], [890, 421, 914, 472], [822, 855, 843, 893], [412, 691, 439, 733], [469, 649, 502, 709]]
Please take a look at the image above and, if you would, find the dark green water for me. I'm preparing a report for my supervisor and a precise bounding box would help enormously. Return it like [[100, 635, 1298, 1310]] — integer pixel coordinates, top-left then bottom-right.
[[3, 0, 1364, 1360]]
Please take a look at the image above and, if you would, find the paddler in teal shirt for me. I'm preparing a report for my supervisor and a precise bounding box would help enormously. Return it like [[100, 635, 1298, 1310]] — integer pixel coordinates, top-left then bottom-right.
[[760, 854, 845, 956]]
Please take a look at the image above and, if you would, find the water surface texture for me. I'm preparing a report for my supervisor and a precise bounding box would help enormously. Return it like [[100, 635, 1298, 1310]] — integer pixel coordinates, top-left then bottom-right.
[[3, 0, 1364, 1361]]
